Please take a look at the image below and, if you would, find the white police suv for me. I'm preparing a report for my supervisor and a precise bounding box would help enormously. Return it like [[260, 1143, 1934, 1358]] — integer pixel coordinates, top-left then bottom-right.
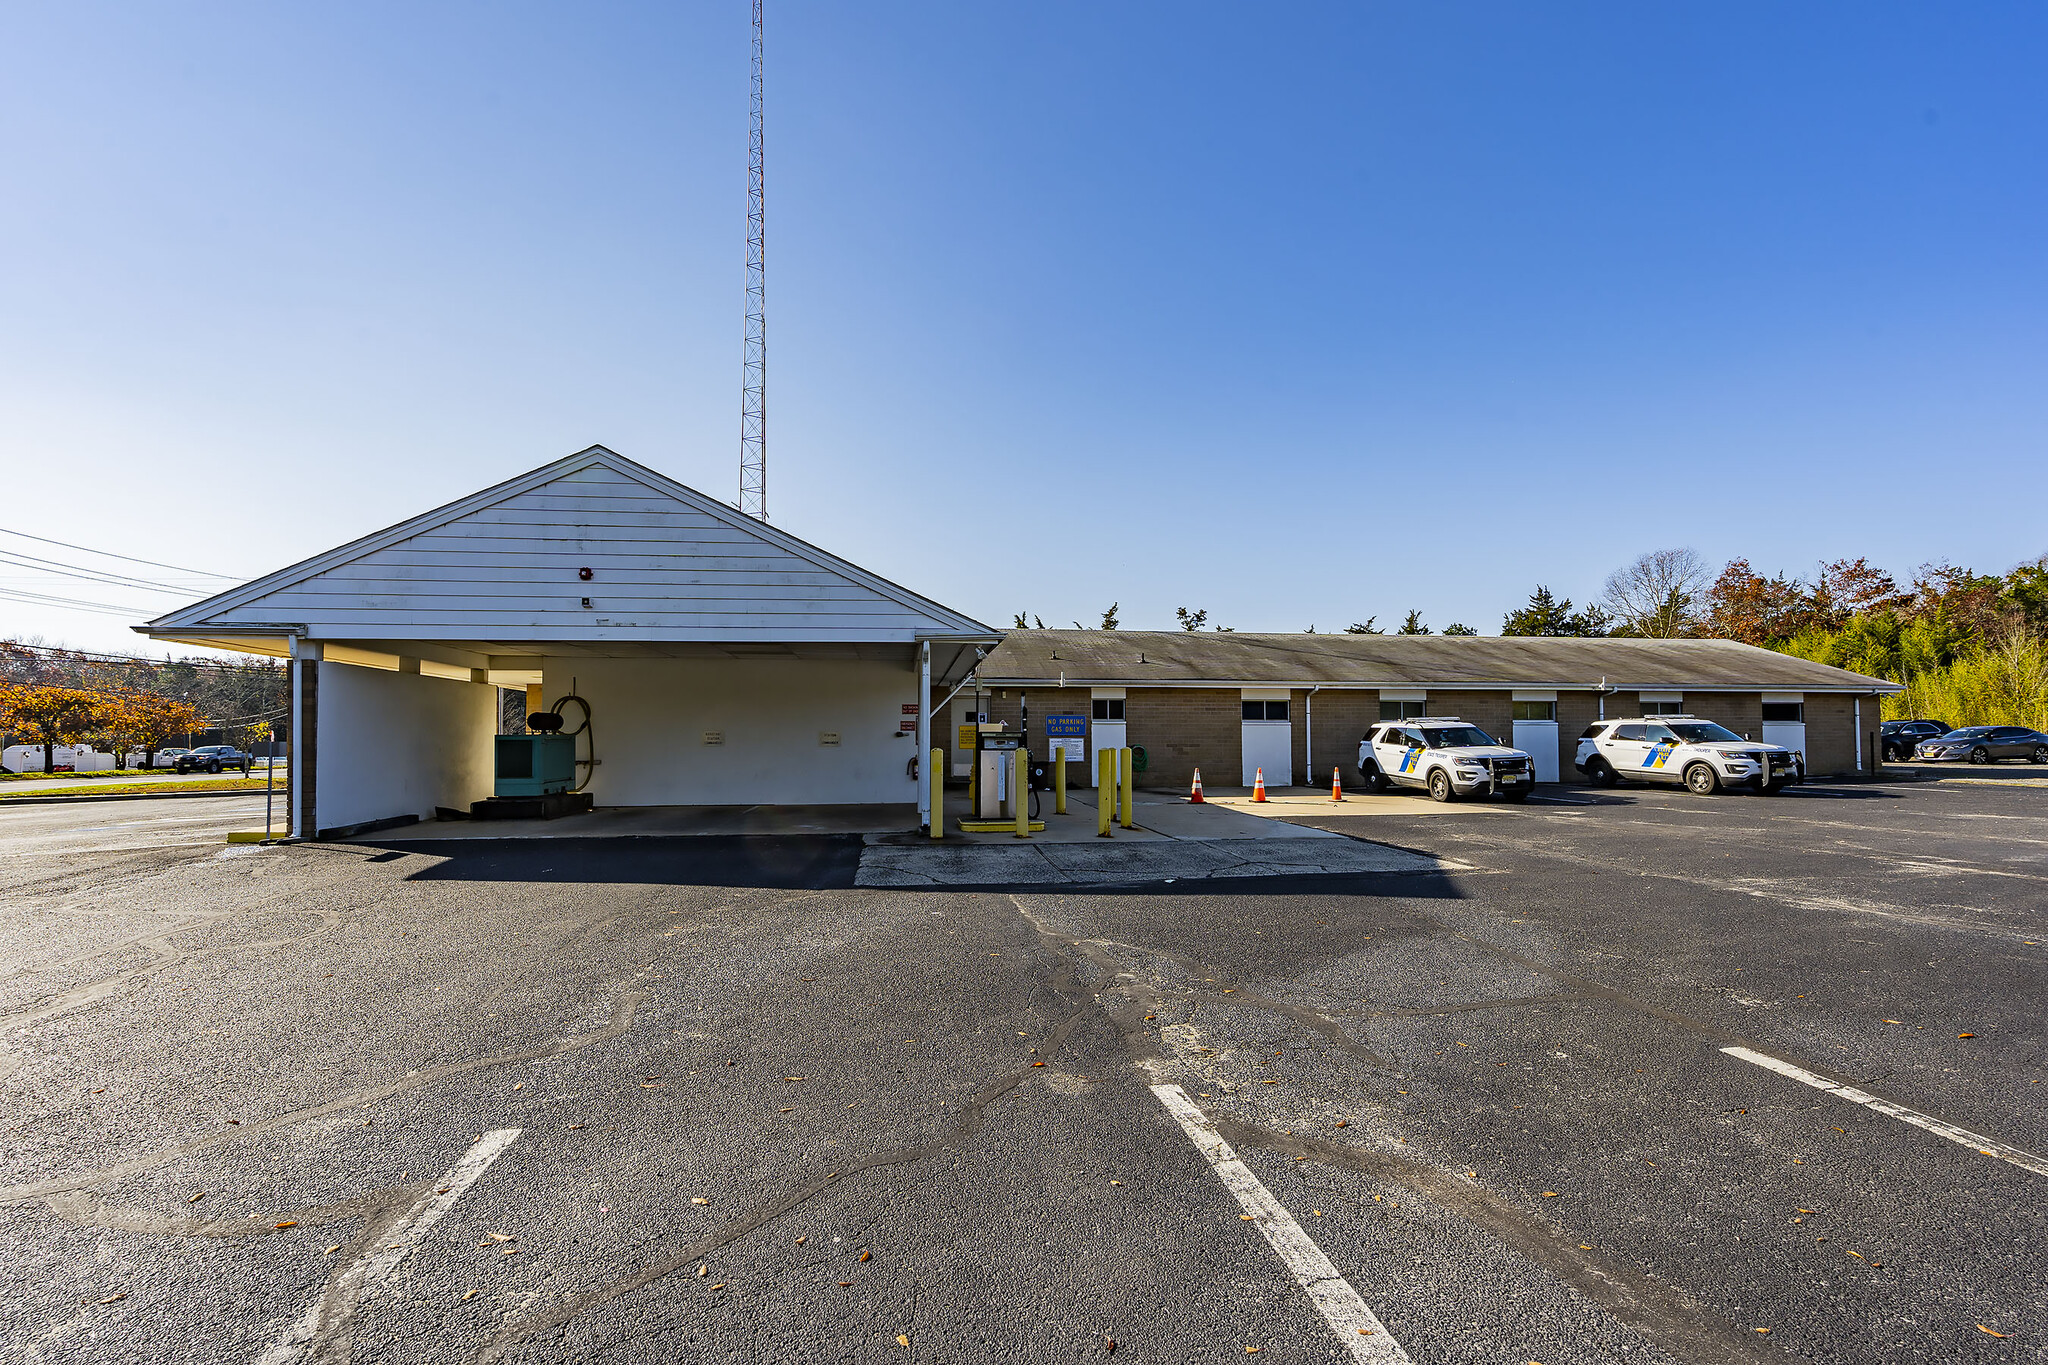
[[1357, 718, 1538, 803], [1576, 716, 1801, 795]]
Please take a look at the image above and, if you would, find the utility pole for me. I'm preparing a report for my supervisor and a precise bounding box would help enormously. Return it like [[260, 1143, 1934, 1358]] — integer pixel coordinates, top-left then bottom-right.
[[739, 0, 767, 520]]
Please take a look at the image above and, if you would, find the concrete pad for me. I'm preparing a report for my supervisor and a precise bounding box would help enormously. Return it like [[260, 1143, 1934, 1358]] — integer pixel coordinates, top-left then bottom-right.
[[346, 803, 917, 840], [854, 834, 1443, 886], [1196, 786, 1515, 818]]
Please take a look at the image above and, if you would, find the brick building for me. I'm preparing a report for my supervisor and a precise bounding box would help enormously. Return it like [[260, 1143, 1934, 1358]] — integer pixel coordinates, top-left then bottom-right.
[[944, 631, 1899, 789]]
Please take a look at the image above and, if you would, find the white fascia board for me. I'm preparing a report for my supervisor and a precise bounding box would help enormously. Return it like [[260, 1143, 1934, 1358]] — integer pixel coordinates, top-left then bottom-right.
[[146, 446, 994, 638], [978, 676, 1905, 694]]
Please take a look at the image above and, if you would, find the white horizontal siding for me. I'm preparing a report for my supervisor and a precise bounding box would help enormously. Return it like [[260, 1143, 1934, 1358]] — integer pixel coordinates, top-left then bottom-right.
[[168, 455, 987, 642]]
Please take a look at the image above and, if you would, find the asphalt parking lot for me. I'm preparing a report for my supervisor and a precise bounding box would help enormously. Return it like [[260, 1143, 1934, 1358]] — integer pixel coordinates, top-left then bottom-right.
[[1, 774, 2043, 1364]]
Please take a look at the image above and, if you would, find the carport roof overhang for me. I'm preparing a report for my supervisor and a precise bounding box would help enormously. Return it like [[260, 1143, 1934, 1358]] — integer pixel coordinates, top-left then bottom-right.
[[137, 629, 998, 690]]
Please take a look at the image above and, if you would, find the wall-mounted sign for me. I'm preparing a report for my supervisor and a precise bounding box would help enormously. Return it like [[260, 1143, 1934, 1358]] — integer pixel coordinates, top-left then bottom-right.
[[902, 703, 919, 715], [701, 731, 724, 746], [818, 732, 841, 747], [898, 719, 916, 732], [957, 725, 978, 751]]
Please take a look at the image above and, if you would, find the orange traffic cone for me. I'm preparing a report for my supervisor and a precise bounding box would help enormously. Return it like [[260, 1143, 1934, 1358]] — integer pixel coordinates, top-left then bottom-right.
[[1189, 768, 1205, 803], [1252, 768, 1267, 802], [1331, 765, 1343, 801]]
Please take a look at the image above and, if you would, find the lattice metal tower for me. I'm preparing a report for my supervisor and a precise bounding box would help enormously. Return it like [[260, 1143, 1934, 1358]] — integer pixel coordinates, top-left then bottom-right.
[[738, 0, 767, 519]]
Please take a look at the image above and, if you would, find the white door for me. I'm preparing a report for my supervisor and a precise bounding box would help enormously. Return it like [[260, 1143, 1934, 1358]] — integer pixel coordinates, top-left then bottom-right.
[[1240, 697, 1293, 786], [1761, 721, 1806, 768], [1512, 721, 1560, 782], [1090, 722, 1125, 786]]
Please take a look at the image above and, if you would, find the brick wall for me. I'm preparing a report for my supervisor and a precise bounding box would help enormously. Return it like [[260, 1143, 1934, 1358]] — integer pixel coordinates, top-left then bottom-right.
[[1805, 693, 1878, 777], [1128, 688, 1240, 790], [1296, 690, 1380, 786]]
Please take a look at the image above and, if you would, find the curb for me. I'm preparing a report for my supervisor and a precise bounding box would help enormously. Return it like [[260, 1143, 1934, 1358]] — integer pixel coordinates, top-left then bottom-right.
[[0, 786, 280, 807]]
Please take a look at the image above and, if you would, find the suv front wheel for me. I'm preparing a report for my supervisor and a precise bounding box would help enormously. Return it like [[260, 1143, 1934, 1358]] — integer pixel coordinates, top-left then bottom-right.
[[1427, 768, 1455, 803], [1356, 765, 1385, 793], [1684, 763, 1720, 795]]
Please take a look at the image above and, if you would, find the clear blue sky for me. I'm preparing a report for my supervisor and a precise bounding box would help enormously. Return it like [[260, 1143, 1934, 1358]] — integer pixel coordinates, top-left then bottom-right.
[[3, 2, 2043, 654]]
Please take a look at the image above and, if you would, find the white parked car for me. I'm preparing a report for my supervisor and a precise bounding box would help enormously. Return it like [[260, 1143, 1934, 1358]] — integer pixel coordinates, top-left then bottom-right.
[[148, 748, 193, 770], [1357, 718, 1538, 802], [1576, 717, 1802, 794]]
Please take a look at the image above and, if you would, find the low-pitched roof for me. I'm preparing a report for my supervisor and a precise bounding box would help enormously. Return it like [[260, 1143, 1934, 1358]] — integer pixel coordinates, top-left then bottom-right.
[[978, 630, 1900, 693], [141, 446, 993, 646]]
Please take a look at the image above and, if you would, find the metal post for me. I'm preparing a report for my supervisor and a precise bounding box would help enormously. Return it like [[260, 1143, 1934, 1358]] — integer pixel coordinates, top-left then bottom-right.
[[929, 747, 944, 839], [1097, 749, 1114, 837], [1053, 744, 1068, 814], [1013, 748, 1029, 838], [264, 725, 276, 839], [916, 642, 931, 832], [1119, 747, 1134, 828]]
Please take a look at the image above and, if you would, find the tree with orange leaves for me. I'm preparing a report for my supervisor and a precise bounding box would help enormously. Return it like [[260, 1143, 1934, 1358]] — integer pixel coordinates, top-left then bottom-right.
[[0, 684, 115, 773]]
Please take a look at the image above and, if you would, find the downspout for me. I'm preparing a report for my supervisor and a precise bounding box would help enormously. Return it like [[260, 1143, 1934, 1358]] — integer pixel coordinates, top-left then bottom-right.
[[1306, 685, 1320, 788], [1854, 695, 1862, 772]]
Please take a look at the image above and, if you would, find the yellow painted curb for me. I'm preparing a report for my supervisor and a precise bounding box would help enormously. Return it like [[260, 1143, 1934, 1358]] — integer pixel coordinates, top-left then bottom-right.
[[225, 830, 279, 844], [956, 820, 1047, 833]]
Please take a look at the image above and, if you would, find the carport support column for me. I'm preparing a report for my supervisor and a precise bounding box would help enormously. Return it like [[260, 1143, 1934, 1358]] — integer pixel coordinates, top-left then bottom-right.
[[916, 642, 932, 834], [289, 638, 323, 840]]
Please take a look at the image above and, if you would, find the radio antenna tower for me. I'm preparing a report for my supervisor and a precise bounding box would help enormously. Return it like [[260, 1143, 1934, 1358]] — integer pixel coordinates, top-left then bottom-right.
[[738, 0, 767, 520]]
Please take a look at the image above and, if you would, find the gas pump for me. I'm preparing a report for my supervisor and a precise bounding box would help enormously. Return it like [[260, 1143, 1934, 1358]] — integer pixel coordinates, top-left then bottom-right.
[[974, 727, 1021, 821]]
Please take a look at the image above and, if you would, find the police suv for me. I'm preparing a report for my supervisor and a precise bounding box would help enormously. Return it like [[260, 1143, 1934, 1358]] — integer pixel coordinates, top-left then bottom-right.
[[1357, 718, 1538, 803], [1575, 716, 1801, 795]]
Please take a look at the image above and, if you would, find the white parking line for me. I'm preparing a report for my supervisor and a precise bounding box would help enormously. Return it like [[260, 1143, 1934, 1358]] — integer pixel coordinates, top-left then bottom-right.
[[1721, 1048, 2048, 1178], [1150, 1084, 1411, 1362], [255, 1128, 522, 1363]]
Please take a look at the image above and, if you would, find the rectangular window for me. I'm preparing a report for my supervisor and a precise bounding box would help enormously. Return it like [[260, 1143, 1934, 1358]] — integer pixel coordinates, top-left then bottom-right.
[[1641, 701, 1684, 716], [1512, 700, 1556, 721], [1241, 700, 1289, 721], [1614, 724, 1649, 741], [1379, 700, 1426, 721], [1760, 702, 1804, 722], [1091, 698, 1124, 721]]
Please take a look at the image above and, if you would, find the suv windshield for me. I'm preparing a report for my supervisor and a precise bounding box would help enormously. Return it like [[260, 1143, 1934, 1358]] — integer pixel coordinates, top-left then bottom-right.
[[1424, 726, 1493, 749], [1667, 722, 1743, 745]]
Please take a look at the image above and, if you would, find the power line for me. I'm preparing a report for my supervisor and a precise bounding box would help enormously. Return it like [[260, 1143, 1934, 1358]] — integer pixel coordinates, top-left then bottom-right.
[[0, 548, 201, 595], [738, 0, 767, 521], [0, 525, 238, 580], [0, 587, 153, 618]]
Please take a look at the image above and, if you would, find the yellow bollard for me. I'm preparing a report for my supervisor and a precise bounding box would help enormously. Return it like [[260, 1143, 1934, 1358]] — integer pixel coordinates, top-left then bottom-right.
[[966, 751, 976, 817], [1119, 746, 1135, 828], [1053, 744, 1068, 815], [1014, 748, 1030, 838], [929, 748, 944, 839], [1097, 749, 1114, 837]]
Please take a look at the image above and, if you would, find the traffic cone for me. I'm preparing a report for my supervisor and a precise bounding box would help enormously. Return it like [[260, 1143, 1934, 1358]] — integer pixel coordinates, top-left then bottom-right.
[[1331, 765, 1343, 801], [1189, 768, 1204, 803], [1252, 768, 1267, 802]]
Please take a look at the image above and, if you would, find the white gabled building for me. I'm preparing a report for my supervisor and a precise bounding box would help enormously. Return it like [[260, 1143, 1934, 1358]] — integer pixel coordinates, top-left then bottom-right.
[[140, 447, 994, 838]]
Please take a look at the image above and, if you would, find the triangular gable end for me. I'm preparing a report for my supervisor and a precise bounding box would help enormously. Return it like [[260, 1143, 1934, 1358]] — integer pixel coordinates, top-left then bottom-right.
[[146, 447, 992, 643]]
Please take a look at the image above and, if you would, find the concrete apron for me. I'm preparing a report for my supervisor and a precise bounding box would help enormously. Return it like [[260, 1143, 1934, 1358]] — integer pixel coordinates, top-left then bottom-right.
[[856, 787, 1449, 887], [343, 803, 917, 841]]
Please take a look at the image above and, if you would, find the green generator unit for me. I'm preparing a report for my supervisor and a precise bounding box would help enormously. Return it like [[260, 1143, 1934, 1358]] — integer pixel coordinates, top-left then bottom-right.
[[494, 734, 577, 797]]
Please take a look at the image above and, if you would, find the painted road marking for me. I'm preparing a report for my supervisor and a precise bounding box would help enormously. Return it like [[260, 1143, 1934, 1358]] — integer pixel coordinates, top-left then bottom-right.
[[255, 1128, 522, 1363], [1721, 1048, 2048, 1177], [1150, 1084, 1411, 1362]]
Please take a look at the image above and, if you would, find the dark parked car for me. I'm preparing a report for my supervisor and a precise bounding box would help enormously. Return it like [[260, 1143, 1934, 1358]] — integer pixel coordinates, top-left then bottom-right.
[[176, 745, 252, 774], [1881, 719, 1952, 762], [1913, 727, 2048, 765]]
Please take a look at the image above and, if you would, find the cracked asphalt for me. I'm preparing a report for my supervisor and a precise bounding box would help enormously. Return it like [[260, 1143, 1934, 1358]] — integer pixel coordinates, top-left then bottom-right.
[[1, 777, 2043, 1364]]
